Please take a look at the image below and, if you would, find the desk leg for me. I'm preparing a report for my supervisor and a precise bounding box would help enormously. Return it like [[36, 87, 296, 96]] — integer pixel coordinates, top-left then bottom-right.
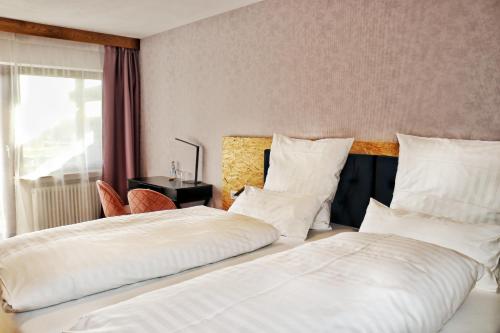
[[203, 198, 211, 206], [174, 201, 182, 209]]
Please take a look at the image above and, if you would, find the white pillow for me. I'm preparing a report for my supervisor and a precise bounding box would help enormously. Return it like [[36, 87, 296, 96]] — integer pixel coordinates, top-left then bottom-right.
[[228, 186, 323, 241], [361, 198, 500, 291], [264, 134, 353, 230], [391, 133, 500, 224]]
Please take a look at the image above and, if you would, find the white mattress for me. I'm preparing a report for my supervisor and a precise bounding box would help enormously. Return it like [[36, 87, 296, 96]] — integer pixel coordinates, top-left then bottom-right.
[[3, 226, 499, 333]]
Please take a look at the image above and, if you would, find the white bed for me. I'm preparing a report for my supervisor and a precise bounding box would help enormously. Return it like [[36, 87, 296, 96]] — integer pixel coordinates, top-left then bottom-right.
[[5, 227, 498, 333], [65, 232, 499, 333], [0, 206, 279, 313]]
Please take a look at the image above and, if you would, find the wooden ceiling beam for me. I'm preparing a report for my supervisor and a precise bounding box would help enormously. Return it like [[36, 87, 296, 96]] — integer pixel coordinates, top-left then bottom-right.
[[0, 17, 140, 49]]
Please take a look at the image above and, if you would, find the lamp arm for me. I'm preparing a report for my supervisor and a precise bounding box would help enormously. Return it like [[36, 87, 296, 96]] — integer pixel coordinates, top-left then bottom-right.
[[194, 146, 199, 184], [175, 138, 199, 148]]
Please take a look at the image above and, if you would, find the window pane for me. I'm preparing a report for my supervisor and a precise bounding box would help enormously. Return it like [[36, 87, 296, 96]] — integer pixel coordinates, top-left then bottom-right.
[[16, 73, 102, 179]]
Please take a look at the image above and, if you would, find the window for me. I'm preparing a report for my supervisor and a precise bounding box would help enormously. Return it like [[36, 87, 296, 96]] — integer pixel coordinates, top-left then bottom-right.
[[0, 34, 104, 237], [14, 68, 102, 179]]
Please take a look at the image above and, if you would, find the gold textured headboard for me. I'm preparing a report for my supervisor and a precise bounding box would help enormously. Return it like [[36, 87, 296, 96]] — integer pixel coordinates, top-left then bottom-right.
[[221, 136, 399, 209]]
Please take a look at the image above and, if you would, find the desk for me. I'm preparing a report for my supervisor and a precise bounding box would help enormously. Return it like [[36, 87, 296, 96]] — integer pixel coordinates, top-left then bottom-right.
[[128, 176, 212, 208]]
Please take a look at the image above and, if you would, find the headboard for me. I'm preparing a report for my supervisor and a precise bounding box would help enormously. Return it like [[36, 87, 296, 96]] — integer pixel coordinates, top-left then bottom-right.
[[222, 136, 399, 229]]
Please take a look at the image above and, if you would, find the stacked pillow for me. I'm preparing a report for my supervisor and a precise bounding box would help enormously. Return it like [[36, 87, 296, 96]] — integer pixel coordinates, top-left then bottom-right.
[[230, 133, 353, 240], [361, 199, 500, 291], [264, 134, 353, 230], [361, 134, 500, 291], [391, 133, 500, 224], [229, 186, 323, 241]]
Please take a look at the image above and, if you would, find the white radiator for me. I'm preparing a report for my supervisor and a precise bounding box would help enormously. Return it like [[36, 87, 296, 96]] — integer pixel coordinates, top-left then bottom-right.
[[32, 182, 100, 230]]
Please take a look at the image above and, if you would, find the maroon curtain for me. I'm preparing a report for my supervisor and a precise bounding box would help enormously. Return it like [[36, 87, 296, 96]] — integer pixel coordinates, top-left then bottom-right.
[[102, 46, 141, 202]]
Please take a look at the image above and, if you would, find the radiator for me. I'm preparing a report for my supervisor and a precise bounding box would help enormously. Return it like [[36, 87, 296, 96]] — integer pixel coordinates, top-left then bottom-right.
[[32, 182, 100, 230]]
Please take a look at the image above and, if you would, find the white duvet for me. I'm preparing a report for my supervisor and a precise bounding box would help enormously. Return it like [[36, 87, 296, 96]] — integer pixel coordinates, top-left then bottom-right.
[[68, 232, 483, 333], [0, 206, 279, 312]]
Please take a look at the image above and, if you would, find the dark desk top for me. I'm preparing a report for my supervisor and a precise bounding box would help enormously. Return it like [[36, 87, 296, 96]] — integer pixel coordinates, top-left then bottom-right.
[[129, 176, 211, 189]]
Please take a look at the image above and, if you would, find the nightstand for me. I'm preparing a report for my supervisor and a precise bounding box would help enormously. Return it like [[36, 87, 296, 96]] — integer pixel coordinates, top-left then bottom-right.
[[127, 176, 213, 208]]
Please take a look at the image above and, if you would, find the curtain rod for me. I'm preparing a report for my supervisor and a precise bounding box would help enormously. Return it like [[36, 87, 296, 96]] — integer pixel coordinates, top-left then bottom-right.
[[0, 17, 140, 50]]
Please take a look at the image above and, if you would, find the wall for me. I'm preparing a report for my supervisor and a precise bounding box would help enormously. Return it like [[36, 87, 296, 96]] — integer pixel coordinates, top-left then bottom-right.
[[140, 0, 500, 207]]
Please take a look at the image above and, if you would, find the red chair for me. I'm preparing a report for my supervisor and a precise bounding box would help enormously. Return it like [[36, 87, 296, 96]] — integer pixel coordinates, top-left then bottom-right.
[[128, 189, 177, 214], [96, 180, 130, 217]]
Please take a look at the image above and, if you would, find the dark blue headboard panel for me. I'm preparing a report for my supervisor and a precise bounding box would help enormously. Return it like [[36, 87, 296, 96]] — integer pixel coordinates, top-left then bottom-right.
[[263, 149, 398, 229]]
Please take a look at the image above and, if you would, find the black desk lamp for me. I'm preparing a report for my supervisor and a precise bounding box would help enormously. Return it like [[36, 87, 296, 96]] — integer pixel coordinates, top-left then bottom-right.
[[175, 138, 200, 185]]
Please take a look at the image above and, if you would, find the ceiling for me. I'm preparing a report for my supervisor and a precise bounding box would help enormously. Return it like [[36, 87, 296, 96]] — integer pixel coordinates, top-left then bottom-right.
[[0, 0, 263, 38]]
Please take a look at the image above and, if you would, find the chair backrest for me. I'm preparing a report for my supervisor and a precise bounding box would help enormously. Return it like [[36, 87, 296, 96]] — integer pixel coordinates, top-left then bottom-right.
[[128, 189, 177, 214], [96, 180, 129, 217]]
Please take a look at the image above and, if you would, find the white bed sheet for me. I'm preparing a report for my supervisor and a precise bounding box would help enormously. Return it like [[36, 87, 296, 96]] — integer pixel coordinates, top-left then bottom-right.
[[3, 226, 499, 333], [441, 289, 500, 333], [6, 227, 351, 333]]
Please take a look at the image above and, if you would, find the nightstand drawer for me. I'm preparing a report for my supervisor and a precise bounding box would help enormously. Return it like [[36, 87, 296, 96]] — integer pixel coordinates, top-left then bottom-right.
[[177, 186, 212, 203]]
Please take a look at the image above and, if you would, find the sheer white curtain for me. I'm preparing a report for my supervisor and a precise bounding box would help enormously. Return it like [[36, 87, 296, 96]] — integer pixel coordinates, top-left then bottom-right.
[[0, 32, 104, 237]]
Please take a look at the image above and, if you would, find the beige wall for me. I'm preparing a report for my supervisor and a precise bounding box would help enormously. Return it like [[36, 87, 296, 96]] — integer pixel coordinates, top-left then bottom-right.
[[140, 0, 500, 207]]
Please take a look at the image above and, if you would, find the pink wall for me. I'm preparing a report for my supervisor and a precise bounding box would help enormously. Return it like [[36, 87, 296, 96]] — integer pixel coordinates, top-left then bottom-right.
[[140, 0, 500, 207]]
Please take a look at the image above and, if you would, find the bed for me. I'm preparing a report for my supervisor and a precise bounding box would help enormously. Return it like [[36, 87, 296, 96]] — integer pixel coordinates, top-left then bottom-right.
[[0, 206, 281, 313], [66, 232, 498, 333], [2, 136, 499, 333]]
